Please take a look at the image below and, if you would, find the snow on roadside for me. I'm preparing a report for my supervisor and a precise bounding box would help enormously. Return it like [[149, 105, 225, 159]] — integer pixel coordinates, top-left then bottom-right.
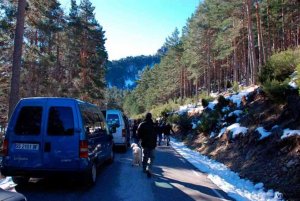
[[226, 86, 258, 108], [208, 100, 218, 110], [256, 127, 272, 140], [282, 129, 300, 139], [177, 86, 258, 115], [170, 138, 284, 201], [217, 123, 248, 138]]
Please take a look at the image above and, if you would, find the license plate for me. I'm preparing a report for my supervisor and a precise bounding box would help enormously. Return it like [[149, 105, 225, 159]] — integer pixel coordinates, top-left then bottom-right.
[[15, 143, 39, 150]]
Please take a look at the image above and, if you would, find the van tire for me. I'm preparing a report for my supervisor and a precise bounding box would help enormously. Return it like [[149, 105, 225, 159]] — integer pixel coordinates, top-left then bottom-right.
[[12, 176, 29, 185], [86, 163, 97, 186]]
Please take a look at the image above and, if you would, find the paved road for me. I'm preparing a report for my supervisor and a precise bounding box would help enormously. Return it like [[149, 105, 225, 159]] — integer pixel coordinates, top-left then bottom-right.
[[13, 145, 234, 201]]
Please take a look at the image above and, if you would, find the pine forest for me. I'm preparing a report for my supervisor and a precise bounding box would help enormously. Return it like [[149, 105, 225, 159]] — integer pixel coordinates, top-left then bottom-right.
[[1, 0, 300, 126]]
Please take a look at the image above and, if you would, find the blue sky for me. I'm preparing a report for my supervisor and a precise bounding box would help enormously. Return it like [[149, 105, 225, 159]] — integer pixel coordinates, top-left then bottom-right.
[[60, 0, 200, 60]]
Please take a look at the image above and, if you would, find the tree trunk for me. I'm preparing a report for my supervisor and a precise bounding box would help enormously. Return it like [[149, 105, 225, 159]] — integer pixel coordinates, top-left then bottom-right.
[[233, 38, 238, 83], [281, 0, 285, 50], [8, 0, 26, 119], [255, 1, 264, 69], [266, 0, 271, 59], [246, 0, 258, 84]]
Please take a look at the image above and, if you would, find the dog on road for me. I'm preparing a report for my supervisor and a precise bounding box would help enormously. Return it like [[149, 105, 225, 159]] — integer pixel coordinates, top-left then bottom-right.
[[131, 143, 142, 166]]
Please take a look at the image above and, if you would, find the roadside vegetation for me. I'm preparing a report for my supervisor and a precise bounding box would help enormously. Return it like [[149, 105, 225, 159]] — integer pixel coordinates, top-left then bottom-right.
[[153, 48, 300, 200]]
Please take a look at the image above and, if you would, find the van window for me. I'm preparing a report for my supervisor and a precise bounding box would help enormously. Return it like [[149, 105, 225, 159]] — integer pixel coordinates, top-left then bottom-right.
[[81, 110, 107, 136], [14, 106, 42, 135], [47, 107, 74, 136], [107, 114, 120, 126]]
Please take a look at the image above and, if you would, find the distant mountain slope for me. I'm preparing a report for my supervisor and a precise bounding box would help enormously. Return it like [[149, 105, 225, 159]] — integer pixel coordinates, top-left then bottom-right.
[[105, 55, 160, 89]]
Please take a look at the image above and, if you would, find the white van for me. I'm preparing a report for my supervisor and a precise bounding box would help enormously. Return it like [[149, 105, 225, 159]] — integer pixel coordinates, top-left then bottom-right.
[[102, 109, 129, 151]]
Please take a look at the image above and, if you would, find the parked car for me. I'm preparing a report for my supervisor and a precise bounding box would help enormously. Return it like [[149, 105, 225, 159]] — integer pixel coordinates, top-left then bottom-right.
[[1, 97, 114, 186], [0, 188, 26, 201], [102, 109, 130, 151]]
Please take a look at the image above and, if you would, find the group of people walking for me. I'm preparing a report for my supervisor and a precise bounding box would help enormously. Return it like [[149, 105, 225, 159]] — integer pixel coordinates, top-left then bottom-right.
[[131, 115, 174, 146], [131, 113, 175, 177]]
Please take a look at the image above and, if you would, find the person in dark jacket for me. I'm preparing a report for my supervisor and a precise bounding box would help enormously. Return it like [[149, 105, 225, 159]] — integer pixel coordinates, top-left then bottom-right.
[[163, 123, 175, 146], [137, 113, 156, 177], [156, 120, 163, 146], [131, 119, 139, 144]]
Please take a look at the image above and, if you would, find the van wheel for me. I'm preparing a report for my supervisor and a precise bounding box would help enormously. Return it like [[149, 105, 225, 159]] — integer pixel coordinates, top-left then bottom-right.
[[86, 163, 97, 186], [12, 176, 29, 185]]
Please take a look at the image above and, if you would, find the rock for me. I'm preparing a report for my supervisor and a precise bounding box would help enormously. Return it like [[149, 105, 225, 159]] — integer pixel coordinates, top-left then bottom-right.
[[282, 167, 288, 172]]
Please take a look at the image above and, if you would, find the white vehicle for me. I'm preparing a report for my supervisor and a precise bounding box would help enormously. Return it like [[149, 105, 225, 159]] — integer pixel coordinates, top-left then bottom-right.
[[102, 109, 130, 151]]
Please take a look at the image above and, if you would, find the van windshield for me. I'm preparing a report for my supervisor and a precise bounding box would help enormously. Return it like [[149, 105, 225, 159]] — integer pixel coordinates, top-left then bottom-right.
[[107, 114, 120, 126], [47, 107, 74, 136], [14, 106, 42, 135]]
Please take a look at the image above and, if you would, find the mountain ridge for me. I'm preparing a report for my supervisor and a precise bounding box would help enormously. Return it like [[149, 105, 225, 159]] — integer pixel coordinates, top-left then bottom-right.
[[105, 55, 160, 89]]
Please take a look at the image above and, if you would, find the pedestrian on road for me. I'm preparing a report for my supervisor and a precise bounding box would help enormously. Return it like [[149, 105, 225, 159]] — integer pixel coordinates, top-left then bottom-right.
[[163, 122, 175, 146], [137, 113, 157, 178], [131, 119, 139, 144], [157, 121, 163, 146]]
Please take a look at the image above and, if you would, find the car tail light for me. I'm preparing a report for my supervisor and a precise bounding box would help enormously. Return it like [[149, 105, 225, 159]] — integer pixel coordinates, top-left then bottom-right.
[[122, 129, 126, 137], [1, 139, 8, 156], [79, 140, 88, 158]]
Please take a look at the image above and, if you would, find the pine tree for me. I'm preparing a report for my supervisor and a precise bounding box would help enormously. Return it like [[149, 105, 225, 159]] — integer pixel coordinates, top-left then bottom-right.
[[8, 0, 26, 118]]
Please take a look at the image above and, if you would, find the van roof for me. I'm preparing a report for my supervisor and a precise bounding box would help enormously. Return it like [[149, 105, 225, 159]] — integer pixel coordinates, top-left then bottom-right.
[[106, 109, 123, 113], [19, 97, 93, 105]]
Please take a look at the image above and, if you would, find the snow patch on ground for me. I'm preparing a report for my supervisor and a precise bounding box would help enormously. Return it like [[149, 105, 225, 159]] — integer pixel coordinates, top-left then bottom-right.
[[227, 86, 258, 108], [171, 139, 284, 201], [282, 129, 300, 139], [256, 127, 272, 140], [217, 123, 248, 138], [208, 100, 218, 110]]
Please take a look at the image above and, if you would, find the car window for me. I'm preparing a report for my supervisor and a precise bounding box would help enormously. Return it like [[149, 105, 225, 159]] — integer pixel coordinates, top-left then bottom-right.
[[81, 110, 107, 137], [14, 106, 42, 135], [47, 107, 74, 136], [107, 114, 120, 126]]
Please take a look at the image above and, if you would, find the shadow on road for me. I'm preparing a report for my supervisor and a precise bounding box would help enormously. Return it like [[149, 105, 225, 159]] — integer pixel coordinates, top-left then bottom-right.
[[152, 145, 235, 201]]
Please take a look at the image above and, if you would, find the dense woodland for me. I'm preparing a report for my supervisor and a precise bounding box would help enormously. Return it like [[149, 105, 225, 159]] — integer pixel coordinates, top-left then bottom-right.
[[124, 0, 300, 116], [1, 0, 300, 126], [0, 0, 107, 128]]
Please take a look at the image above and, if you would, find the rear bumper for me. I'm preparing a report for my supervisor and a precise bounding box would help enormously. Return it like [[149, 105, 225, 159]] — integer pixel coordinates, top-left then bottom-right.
[[114, 142, 127, 146]]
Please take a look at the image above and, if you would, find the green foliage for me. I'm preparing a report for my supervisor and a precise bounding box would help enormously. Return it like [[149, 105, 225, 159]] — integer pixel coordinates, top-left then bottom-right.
[[123, 91, 144, 116], [296, 64, 300, 92], [149, 101, 180, 119], [233, 82, 239, 93], [215, 95, 229, 112], [168, 112, 192, 131], [197, 110, 220, 133], [262, 80, 290, 103], [259, 49, 300, 84], [167, 113, 180, 125], [201, 99, 209, 108]]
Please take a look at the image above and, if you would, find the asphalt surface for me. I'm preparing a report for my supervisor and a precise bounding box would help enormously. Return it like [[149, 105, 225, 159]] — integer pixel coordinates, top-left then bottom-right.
[[13, 144, 234, 201]]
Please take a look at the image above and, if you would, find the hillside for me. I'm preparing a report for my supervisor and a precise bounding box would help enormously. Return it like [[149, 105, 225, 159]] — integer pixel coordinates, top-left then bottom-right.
[[173, 87, 300, 201], [105, 55, 160, 89]]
